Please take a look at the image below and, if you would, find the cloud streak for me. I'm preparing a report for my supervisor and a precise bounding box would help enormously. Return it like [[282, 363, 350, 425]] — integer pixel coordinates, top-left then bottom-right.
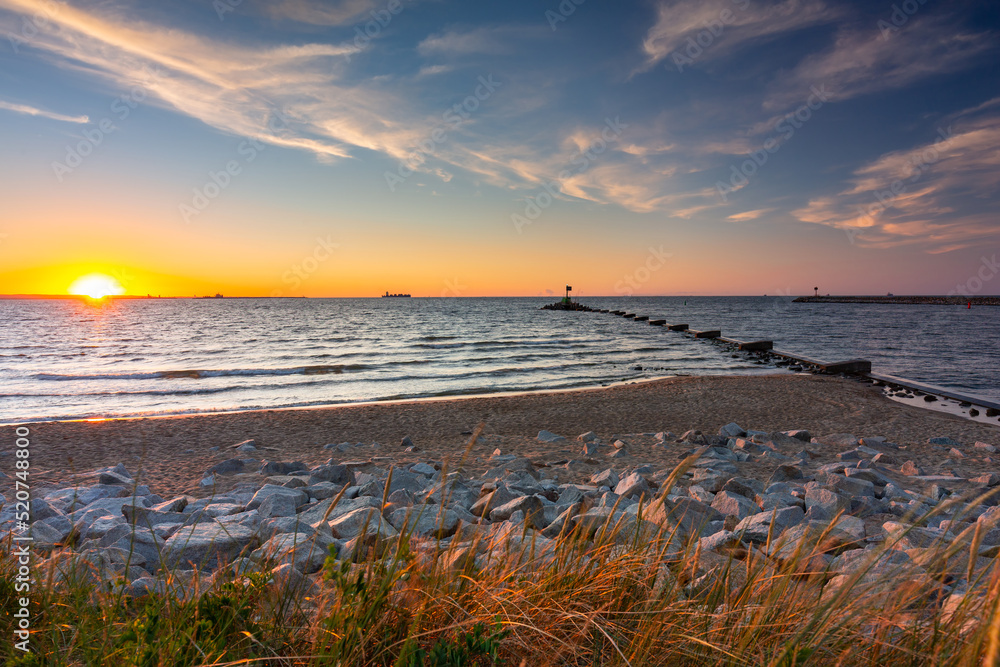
[[792, 102, 1000, 251], [0, 99, 89, 123], [640, 0, 833, 72], [765, 15, 994, 109]]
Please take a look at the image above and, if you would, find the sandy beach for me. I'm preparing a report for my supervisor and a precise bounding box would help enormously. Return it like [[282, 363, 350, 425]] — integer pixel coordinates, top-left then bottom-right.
[[6, 374, 998, 498]]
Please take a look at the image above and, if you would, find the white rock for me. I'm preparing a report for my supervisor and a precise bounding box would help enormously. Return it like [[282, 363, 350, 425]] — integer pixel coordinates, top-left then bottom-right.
[[252, 532, 328, 574], [163, 521, 256, 570], [710, 491, 759, 519]]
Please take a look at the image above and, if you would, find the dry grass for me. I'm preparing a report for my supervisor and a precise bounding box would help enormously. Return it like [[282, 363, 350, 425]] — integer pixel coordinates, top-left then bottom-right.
[[3, 455, 998, 666]]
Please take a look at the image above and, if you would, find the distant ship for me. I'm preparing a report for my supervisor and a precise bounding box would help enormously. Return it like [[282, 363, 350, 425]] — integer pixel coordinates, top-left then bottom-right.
[[382, 291, 411, 298]]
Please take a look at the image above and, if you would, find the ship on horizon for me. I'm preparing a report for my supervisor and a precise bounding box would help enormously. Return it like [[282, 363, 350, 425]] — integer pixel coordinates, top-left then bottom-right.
[[382, 291, 411, 298]]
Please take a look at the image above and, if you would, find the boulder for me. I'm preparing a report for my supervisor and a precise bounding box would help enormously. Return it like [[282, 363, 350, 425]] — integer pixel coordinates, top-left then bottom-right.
[[163, 521, 257, 570], [246, 485, 308, 511], [767, 465, 804, 485], [31, 519, 71, 549], [590, 468, 619, 489], [490, 496, 545, 528], [720, 477, 764, 500], [410, 462, 437, 477], [205, 458, 247, 476], [718, 422, 745, 438], [759, 492, 803, 511], [537, 430, 566, 443], [699, 530, 746, 556], [805, 488, 849, 516], [251, 532, 328, 574], [822, 474, 875, 498], [46, 484, 129, 510], [644, 497, 723, 538], [735, 506, 804, 544], [29, 498, 63, 523], [298, 495, 381, 526], [259, 461, 308, 476], [765, 521, 862, 561], [687, 485, 715, 504], [710, 491, 759, 520], [257, 493, 299, 519], [389, 506, 460, 538], [230, 439, 257, 452], [614, 472, 651, 500], [309, 464, 353, 486], [329, 507, 397, 540], [470, 484, 517, 518]]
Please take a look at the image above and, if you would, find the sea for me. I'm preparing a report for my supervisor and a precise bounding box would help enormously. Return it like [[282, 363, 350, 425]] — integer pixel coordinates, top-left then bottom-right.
[[1, 296, 997, 424]]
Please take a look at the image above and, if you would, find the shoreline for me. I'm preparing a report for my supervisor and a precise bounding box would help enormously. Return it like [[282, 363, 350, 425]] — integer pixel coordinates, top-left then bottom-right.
[[5, 373, 999, 498], [6, 367, 1000, 429], [1, 371, 784, 427]]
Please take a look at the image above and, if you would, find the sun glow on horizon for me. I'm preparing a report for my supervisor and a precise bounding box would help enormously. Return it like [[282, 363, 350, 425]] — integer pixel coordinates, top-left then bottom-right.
[[68, 273, 125, 299]]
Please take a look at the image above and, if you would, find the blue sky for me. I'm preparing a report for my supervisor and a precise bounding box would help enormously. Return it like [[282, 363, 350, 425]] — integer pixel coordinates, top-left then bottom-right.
[[0, 0, 997, 296]]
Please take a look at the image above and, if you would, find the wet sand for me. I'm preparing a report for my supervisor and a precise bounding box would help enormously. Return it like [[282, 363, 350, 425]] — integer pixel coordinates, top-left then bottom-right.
[[4, 374, 999, 497]]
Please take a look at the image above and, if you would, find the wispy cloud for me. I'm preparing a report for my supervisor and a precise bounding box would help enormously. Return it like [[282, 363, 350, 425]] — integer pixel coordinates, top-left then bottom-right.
[[0, 99, 88, 123], [639, 0, 834, 72], [0, 0, 413, 163], [417, 64, 453, 77], [727, 208, 772, 221], [417, 26, 541, 57], [792, 102, 1000, 251], [254, 0, 378, 26], [0, 1, 685, 214], [765, 15, 994, 109]]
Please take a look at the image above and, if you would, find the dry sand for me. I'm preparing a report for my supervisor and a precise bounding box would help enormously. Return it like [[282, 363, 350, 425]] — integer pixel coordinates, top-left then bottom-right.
[[4, 374, 999, 498]]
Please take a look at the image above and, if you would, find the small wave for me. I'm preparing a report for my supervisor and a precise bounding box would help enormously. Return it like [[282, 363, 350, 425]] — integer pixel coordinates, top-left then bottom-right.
[[413, 342, 467, 349], [33, 363, 369, 381]]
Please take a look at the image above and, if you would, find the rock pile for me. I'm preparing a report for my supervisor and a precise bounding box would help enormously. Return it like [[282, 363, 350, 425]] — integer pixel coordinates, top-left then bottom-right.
[[2, 425, 998, 606]]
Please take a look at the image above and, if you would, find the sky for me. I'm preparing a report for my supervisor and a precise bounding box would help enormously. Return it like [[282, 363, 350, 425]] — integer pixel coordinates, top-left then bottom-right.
[[0, 0, 997, 298]]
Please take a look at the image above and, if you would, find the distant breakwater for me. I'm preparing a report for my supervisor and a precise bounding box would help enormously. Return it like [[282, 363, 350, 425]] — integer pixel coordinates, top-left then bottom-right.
[[793, 296, 1000, 306]]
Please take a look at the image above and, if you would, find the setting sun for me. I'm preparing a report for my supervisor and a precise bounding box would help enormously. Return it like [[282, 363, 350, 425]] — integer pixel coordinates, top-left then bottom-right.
[[68, 273, 125, 299]]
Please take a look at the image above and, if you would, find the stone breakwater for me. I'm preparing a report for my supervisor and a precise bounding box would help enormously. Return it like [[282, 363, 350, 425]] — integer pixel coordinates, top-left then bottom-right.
[[793, 296, 1000, 306], [3, 427, 999, 606]]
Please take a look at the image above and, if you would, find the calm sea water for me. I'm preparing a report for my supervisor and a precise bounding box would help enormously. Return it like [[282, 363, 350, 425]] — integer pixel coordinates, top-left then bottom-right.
[[0, 296, 997, 423]]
